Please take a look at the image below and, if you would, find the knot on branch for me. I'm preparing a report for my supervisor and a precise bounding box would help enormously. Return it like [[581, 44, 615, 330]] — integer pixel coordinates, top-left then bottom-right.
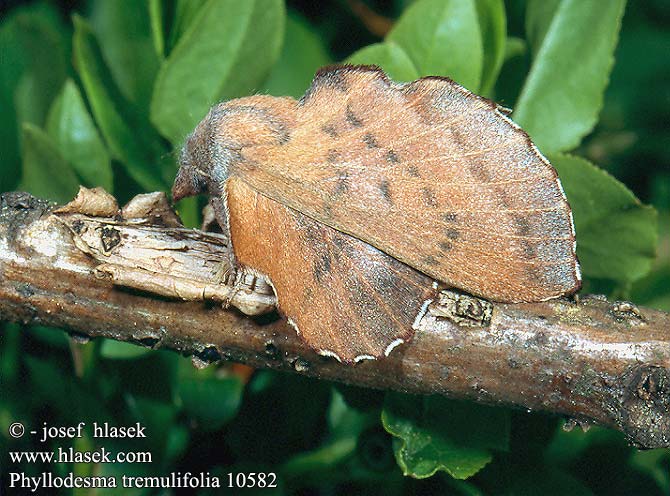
[[618, 365, 670, 448]]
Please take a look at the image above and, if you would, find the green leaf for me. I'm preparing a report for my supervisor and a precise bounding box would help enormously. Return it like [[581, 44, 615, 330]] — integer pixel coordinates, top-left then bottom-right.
[[89, 0, 161, 114], [148, 0, 167, 58], [99, 339, 151, 359], [6, 3, 68, 128], [24, 355, 111, 422], [262, 12, 332, 98], [46, 80, 113, 192], [151, 0, 285, 144], [20, 123, 80, 203], [0, 3, 68, 192], [475, 0, 506, 95], [513, 0, 626, 153], [504, 37, 527, 62], [387, 0, 483, 89], [73, 15, 167, 191], [178, 376, 243, 430], [551, 153, 657, 283], [524, 0, 560, 57], [345, 42, 419, 82], [382, 393, 509, 479], [166, 0, 208, 53], [631, 262, 670, 312]]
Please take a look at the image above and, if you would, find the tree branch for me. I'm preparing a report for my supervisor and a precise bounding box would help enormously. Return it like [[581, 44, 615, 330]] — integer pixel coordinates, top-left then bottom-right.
[[0, 190, 668, 449]]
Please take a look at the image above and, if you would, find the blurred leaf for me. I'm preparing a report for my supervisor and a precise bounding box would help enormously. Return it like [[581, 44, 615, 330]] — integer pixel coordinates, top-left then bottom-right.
[[7, 3, 68, 128], [166, 0, 208, 53], [551, 153, 658, 283], [24, 355, 110, 422], [282, 390, 383, 484], [46, 79, 113, 192], [630, 449, 670, 495], [20, 123, 80, 203], [262, 12, 332, 98], [524, 0, 560, 57], [178, 376, 243, 430], [387, 0, 483, 89], [27, 326, 70, 349], [99, 339, 152, 359], [151, 0, 285, 144], [226, 373, 331, 464], [475, 0, 506, 95], [148, 0, 166, 58], [0, 3, 68, 192], [514, 0, 626, 153], [382, 393, 509, 479], [346, 42, 419, 82], [506, 467, 594, 496], [631, 262, 670, 311], [504, 37, 527, 62], [89, 0, 160, 114], [73, 15, 167, 191]]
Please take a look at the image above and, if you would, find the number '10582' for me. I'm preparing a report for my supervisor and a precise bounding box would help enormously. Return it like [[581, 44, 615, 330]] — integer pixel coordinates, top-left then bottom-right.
[[227, 472, 277, 488]]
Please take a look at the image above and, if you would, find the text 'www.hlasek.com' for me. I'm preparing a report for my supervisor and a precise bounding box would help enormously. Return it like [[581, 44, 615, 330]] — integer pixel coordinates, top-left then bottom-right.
[[5, 421, 278, 492]]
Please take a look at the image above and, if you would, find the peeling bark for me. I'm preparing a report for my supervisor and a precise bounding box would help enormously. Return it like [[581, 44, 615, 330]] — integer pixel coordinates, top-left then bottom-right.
[[0, 190, 668, 449]]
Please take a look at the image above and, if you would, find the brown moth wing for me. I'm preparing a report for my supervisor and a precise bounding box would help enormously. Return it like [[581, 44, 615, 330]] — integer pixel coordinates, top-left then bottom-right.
[[226, 176, 437, 363], [231, 65, 581, 302]]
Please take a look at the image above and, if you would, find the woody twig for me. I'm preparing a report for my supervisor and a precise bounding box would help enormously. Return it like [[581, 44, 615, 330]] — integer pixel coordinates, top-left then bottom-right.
[[0, 189, 668, 449]]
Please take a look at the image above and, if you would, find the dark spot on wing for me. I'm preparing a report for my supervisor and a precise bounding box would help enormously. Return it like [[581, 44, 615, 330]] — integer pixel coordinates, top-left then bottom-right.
[[444, 228, 459, 240], [346, 105, 363, 127], [523, 242, 535, 258], [387, 150, 399, 164], [439, 240, 452, 252], [363, 133, 378, 148], [313, 250, 332, 283], [451, 127, 468, 149], [406, 165, 421, 177], [321, 124, 338, 138], [423, 255, 439, 266], [276, 128, 291, 144], [443, 212, 457, 222], [327, 149, 340, 163], [379, 179, 392, 203], [468, 158, 492, 182], [335, 170, 349, 195], [515, 217, 532, 236], [322, 203, 333, 220], [421, 187, 437, 207]]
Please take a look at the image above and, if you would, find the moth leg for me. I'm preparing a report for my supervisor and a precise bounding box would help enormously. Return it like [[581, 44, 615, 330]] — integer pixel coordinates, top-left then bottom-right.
[[220, 267, 275, 315], [209, 195, 239, 284]]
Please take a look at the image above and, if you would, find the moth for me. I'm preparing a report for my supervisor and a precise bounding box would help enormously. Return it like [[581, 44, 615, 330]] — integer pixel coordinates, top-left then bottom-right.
[[173, 65, 581, 363]]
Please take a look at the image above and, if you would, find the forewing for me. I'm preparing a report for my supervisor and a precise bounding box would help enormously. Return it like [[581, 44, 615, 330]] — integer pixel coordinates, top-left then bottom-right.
[[226, 177, 436, 363], [235, 66, 580, 302]]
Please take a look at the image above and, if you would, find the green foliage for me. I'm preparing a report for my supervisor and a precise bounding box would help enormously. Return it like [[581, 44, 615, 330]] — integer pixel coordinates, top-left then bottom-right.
[[387, 0, 483, 89], [1, 0, 668, 494], [514, 0, 627, 153], [73, 15, 168, 192], [262, 13, 332, 98], [551, 153, 657, 283], [382, 394, 509, 479], [150, 0, 285, 144], [20, 123, 80, 203], [346, 42, 418, 82], [46, 79, 113, 192]]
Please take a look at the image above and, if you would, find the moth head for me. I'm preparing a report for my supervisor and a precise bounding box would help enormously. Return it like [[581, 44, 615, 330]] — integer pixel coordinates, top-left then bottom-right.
[[172, 97, 294, 203], [173, 116, 217, 202]]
